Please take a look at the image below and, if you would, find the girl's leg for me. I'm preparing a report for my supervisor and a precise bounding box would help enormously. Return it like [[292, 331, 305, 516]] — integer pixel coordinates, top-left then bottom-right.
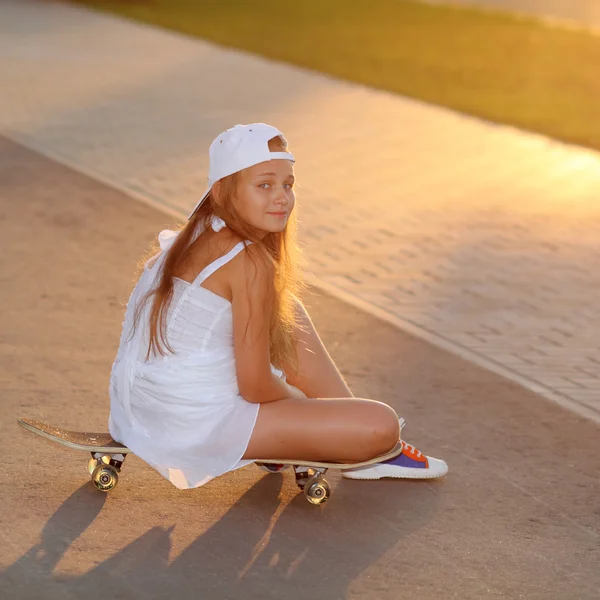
[[283, 296, 355, 399], [243, 297, 399, 463], [242, 397, 400, 463]]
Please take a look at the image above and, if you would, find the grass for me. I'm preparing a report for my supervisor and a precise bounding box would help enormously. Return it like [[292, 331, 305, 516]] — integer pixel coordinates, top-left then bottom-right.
[[69, 0, 600, 151]]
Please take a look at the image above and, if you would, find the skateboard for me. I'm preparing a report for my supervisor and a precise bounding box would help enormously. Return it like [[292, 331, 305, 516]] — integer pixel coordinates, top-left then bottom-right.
[[18, 417, 404, 505]]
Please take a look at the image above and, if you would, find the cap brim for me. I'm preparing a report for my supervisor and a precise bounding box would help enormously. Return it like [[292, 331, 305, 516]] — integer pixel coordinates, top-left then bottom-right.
[[187, 186, 211, 220]]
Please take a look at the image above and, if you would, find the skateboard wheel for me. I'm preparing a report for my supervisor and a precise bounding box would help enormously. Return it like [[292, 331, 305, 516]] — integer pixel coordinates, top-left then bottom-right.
[[88, 455, 110, 475], [88, 457, 99, 475], [88, 454, 110, 475], [91, 464, 119, 492], [304, 476, 330, 505]]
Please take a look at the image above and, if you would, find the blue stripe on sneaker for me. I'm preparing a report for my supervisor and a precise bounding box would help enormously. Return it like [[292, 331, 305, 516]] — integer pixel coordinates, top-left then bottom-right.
[[382, 452, 426, 469]]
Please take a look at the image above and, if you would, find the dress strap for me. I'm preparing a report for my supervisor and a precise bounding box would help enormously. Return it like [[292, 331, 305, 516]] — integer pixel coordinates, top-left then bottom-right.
[[193, 240, 254, 286]]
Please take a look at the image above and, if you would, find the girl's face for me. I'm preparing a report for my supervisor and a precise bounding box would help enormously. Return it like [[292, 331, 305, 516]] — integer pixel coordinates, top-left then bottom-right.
[[233, 159, 296, 236]]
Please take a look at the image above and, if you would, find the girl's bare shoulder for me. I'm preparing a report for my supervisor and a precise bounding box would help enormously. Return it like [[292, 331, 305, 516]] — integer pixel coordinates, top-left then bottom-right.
[[228, 239, 274, 296]]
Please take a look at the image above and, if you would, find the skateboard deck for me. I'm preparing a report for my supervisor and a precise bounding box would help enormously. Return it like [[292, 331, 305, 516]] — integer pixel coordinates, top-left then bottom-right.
[[254, 443, 403, 470], [18, 417, 404, 505], [18, 418, 132, 453]]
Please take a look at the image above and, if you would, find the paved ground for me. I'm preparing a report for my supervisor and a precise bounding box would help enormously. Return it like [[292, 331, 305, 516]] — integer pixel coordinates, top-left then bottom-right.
[[431, 0, 600, 30], [1, 136, 599, 599], [1, 0, 599, 424]]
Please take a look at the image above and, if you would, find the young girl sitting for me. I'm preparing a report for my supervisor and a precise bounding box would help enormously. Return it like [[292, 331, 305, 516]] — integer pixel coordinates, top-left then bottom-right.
[[108, 123, 448, 490]]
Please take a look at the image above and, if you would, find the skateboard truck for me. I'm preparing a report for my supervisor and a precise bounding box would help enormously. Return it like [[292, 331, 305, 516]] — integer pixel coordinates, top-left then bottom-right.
[[255, 462, 331, 505]]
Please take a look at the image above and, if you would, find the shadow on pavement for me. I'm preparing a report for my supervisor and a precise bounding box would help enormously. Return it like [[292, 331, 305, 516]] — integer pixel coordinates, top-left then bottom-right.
[[0, 473, 440, 599]]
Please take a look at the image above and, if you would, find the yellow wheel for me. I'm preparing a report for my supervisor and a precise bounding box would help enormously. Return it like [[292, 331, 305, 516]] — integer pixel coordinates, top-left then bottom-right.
[[304, 476, 330, 505], [91, 464, 119, 492], [87, 455, 110, 475], [88, 457, 99, 475]]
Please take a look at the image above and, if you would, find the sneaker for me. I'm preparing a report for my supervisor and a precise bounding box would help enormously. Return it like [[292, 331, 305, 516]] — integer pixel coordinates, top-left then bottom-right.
[[342, 440, 448, 480]]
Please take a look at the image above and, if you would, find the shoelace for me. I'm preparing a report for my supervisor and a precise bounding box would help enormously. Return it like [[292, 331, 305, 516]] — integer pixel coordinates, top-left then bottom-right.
[[401, 440, 422, 458]]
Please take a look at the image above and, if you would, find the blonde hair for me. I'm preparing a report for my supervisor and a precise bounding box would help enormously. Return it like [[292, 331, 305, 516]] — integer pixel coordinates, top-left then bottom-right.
[[130, 135, 308, 378]]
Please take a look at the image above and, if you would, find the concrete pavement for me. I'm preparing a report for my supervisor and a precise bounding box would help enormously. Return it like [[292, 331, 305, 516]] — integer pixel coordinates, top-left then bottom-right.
[[0, 135, 599, 599]]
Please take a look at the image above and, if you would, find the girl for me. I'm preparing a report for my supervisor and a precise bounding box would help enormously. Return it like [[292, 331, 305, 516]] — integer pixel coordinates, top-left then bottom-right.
[[108, 123, 448, 490]]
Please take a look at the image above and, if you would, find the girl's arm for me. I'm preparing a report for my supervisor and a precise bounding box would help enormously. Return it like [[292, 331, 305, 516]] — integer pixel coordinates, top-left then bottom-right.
[[231, 247, 299, 404], [284, 295, 354, 399]]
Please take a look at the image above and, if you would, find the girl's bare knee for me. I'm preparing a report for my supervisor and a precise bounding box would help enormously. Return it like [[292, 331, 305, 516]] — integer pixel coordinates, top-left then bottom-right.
[[356, 401, 400, 460], [374, 403, 401, 453]]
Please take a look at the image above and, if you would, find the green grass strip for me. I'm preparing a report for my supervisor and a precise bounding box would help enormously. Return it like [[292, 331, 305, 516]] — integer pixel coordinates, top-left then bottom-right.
[[70, 0, 600, 151]]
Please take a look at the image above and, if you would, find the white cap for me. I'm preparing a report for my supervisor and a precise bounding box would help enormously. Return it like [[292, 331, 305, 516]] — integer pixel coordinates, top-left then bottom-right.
[[187, 123, 295, 219]]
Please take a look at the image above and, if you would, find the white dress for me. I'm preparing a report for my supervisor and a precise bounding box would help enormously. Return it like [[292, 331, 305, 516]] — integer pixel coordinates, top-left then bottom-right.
[[108, 224, 286, 490]]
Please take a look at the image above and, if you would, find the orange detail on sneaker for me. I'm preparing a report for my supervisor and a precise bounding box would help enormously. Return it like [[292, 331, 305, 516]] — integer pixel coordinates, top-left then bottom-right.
[[400, 440, 429, 467]]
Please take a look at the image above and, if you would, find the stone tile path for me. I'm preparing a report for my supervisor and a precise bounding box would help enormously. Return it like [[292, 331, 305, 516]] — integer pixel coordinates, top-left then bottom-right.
[[1, 0, 599, 422]]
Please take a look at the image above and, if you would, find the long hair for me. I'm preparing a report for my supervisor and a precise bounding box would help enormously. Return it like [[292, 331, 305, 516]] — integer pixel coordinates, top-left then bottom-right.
[[130, 135, 308, 377]]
